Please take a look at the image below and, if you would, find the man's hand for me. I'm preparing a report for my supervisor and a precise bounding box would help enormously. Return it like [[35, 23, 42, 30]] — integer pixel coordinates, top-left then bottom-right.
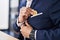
[[20, 21, 33, 38], [18, 7, 33, 23], [18, 7, 37, 22]]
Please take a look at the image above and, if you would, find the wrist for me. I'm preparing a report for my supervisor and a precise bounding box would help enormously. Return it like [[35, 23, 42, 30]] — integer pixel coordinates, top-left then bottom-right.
[[17, 18, 24, 27], [18, 17, 24, 23]]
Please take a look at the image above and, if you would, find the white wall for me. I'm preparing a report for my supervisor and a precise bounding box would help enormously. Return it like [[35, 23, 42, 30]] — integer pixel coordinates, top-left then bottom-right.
[[0, 0, 9, 29], [11, 0, 19, 8]]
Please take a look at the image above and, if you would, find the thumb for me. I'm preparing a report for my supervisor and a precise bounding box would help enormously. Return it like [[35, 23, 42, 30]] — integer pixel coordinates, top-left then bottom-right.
[[20, 24, 24, 29], [25, 20, 30, 27]]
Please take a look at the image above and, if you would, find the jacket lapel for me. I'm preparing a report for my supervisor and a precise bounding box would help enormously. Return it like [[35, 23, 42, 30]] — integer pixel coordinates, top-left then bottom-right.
[[31, 0, 38, 8]]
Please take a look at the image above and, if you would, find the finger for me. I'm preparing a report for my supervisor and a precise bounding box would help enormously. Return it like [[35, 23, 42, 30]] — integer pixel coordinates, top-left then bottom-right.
[[27, 7, 32, 12], [19, 7, 26, 13], [21, 10, 30, 19], [20, 24, 25, 29], [20, 26, 23, 29], [21, 31, 26, 38], [20, 7, 32, 16], [25, 21, 30, 27], [28, 8, 37, 15], [27, 8, 34, 14], [20, 8, 29, 16]]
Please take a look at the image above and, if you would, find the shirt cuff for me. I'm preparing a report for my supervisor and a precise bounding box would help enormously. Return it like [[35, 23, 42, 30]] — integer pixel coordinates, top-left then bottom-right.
[[17, 18, 20, 27], [35, 30, 37, 40], [17, 18, 25, 27]]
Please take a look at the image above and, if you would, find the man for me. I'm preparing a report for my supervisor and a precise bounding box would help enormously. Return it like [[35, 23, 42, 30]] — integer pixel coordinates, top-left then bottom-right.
[[13, 0, 60, 40]]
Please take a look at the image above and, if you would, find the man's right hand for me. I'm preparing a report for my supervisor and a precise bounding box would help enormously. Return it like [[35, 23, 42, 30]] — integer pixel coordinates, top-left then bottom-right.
[[18, 7, 37, 24], [18, 7, 32, 23]]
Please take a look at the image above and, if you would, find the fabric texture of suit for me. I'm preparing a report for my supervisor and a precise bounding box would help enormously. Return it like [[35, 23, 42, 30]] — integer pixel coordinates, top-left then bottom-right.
[[13, 0, 60, 40]]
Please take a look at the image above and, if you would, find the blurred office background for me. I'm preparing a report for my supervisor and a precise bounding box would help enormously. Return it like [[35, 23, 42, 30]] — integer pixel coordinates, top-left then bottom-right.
[[0, 0, 20, 38]]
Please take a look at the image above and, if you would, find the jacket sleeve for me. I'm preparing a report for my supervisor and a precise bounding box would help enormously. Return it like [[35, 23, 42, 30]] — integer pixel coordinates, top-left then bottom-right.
[[36, 1, 60, 40], [36, 28, 60, 40], [13, 20, 20, 32]]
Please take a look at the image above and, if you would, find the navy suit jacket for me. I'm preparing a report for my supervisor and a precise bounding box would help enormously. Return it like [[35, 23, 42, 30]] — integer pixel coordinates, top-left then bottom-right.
[[13, 0, 60, 40]]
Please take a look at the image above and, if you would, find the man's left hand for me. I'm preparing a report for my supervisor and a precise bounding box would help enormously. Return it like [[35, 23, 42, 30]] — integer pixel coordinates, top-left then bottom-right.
[[20, 21, 33, 38]]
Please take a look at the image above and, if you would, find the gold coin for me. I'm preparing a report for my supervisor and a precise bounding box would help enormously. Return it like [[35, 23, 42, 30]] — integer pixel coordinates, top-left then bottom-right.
[[33, 10, 37, 16]]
